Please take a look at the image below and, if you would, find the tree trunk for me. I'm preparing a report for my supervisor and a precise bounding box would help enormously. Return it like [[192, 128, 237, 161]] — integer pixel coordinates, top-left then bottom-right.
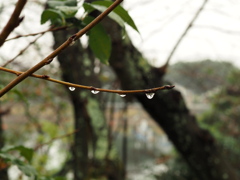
[[102, 18, 239, 180], [0, 107, 9, 180], [53, 29, 98, 180]]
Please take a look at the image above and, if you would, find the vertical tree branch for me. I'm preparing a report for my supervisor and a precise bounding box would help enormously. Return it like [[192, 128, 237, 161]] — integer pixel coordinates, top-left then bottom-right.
[[0, 0, 27, 47], [164, 0, 208, 67]]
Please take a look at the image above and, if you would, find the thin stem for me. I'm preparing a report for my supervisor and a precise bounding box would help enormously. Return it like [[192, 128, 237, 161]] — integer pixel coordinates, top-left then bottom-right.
[[0, 66, 174, 94], [34, 129, 80, 150], [164, 0, 208, 66], [0, 0, 27, 46], [5, 26, 68, 41], [2, 34, 43, 67], [0, 0, 123, 98]]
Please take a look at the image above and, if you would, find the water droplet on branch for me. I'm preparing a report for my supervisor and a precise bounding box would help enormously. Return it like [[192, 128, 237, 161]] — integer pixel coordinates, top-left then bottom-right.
[[91, 90, 100, 94], [119, 94, 126, 97], [69, 87, 75, 91], [145, 92, 155, 99], [70, 40, 75, 46]]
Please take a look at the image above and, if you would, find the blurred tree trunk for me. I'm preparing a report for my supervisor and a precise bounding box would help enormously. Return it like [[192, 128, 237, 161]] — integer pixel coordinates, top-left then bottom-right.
[[53, 28, 123, 180], [102, 18, 239, 180], [0, 108, 9, 180], [53, 29, 95, 180]]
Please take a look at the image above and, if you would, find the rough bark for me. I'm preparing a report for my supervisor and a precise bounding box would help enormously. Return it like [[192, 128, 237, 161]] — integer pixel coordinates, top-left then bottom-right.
[[0, 108, 9, 180], [103, 19, 239, 180], [53, 29, 96, 180]]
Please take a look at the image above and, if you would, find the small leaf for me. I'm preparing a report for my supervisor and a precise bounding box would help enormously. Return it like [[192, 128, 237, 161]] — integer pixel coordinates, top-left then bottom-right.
[[17, 163, 38, 177], [1, 145, 34, 162], [41, 9, 65, 25], [84, 16, 111, 64], [55, 6, 79, 18], [48, 0, 77, 8], [83, 1, 139, 33], [0, 152, 37, 177]]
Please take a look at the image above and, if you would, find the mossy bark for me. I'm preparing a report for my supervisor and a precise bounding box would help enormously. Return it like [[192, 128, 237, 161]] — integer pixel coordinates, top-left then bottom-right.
[[0, 110, 9, 180], [104, 18, 239, 180]]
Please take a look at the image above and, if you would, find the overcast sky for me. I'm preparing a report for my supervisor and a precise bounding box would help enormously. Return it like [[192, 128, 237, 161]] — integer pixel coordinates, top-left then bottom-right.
[[123, 0, 240, 67], [1, 0, 240, 68]]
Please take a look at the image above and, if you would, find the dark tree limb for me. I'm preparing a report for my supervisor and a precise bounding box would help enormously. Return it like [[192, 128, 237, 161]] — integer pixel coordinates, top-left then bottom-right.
[[0, 0, 27, 47], [160, 0, 208, 73], [103, 16, 239, 180]]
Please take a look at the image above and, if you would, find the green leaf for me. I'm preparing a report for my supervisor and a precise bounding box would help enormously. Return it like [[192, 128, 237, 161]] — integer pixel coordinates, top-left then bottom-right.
[[17, 163, 38, 177], [0, 152, 37, 178], [55, 6, 79, 18], [1, 145, 34, 162], [83, 1, 139, 33], [84, 16, 111, 64], [41, 9, 65, 25], [48, 0, 77, 8]]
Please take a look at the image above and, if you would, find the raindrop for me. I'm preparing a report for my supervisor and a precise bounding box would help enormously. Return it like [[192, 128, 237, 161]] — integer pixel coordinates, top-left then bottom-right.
[[69, 87, 75, 91], [70, 40, 75, 46], [91, 90, 100, 94], [145, 92, 155, 99], [119, 94, 126, 97]]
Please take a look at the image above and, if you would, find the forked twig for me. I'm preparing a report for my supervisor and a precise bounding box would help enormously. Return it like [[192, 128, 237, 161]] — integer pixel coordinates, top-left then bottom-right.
[[2, 34, 43, 67], [5, 26, 68, 41], [0, 0, 27, 46]]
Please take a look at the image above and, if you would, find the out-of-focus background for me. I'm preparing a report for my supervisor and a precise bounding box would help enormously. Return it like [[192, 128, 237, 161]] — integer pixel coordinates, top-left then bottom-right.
[[0, 0, 240, 180]]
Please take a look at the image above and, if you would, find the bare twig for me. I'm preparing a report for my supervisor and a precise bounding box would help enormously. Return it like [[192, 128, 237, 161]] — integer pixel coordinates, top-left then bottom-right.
[[5, 26, 68, 41], [164, 0, 208, 66], [34, 129, 80, 150], [195, 25, 240, 35], [0, 0, 123, 97], [0, 66, 174, 94], [2, 34, 43, 67], [0, 0, 27, 47]]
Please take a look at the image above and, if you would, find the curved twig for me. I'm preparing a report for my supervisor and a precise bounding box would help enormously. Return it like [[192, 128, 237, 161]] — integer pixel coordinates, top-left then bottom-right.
[[0, 0, 124, 97], [164, 0, 208, 66], [2, 34, 43, 67], [5, 26, 68, 41], [0, 66, 174, 94], [0, 0, 27, 46]]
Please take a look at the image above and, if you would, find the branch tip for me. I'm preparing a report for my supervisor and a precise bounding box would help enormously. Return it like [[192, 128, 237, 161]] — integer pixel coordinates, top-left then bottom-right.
[[42, 75, 50, 79], [164, 85, 175, 89], [45, 58, 53, 65]]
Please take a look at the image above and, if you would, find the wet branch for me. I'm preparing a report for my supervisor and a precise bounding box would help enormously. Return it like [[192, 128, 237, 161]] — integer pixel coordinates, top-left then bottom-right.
[[0, 66, 174, 95], [0, 0, 123, 97], [0, 0, 27, 46]]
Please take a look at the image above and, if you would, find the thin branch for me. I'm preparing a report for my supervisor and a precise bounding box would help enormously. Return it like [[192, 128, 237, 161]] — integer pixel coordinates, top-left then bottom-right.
[[5, 26, 68, 41], [164, 0, 208, 66], [2, 34, 43, 67], [0, 0, 27, 47], [0, 0, 123, 98], [0, 66, 174, 94], [195, 25, 240, 35], [34, 129, 80, 150]]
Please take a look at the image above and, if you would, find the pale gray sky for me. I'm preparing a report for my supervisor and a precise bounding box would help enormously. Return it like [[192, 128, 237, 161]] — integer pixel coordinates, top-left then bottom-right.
[[124, 0, 240, 67], [1, 0, 240, 68]]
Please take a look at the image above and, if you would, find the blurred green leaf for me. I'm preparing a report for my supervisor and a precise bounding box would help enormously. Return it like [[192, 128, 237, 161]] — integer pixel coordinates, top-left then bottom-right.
[[2, 145, 34, 163], [0, 152, 37, 177], [55, 6, 79, 18], [48, 0, 77, 8], [83, 1, 139, 33], [84, 16, 111, 64], [41, 9, 65, 25]]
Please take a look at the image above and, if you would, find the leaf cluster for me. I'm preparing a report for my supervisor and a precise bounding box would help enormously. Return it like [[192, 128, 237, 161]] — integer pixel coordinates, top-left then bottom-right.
[[41, 0, 139, 64]]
